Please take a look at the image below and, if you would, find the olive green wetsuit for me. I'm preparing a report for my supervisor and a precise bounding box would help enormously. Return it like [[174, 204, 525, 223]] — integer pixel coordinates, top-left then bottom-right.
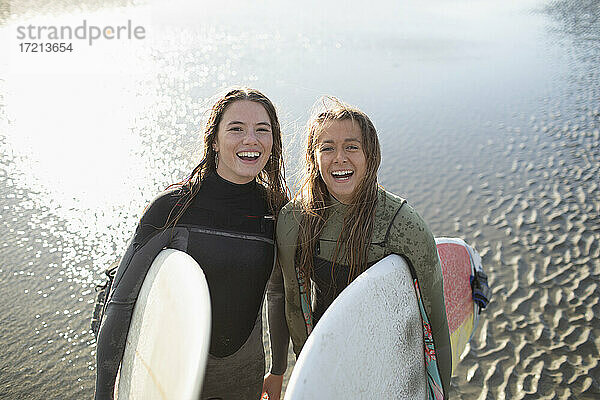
[[275, 188, 452, 396]]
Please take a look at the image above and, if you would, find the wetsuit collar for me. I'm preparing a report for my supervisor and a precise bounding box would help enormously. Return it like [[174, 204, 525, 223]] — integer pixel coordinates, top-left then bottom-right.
[[327, 194, 350, 219], [203, 171, 257, 198]]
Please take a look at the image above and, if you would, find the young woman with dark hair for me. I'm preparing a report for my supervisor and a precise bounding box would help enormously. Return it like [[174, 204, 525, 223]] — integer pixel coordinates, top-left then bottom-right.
[[95, 88, 289, 400]]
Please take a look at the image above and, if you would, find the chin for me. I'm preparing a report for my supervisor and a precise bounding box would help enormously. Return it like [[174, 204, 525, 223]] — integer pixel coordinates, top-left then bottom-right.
[[240, 167, 262, 179]]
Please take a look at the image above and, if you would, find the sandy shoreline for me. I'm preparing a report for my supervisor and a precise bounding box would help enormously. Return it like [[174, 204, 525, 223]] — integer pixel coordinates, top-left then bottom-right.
[[1, 0, 599, 398]]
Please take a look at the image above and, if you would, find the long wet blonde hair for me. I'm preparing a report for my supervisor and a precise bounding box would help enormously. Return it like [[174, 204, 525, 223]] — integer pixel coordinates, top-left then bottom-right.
[[296, 97, 381, 283]]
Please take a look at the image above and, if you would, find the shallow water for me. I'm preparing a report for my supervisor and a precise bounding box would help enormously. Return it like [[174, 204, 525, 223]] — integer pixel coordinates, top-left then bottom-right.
[[0, 0, 598, 398]]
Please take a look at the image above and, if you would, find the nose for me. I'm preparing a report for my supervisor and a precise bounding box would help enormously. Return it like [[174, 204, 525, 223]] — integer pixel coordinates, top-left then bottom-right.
[[333, 147, 346, 163], [243, 128, 259, 145]]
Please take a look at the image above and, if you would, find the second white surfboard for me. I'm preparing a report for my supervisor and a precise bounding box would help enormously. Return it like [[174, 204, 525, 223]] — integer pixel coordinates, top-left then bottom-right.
[[285, 254, 426, 400]]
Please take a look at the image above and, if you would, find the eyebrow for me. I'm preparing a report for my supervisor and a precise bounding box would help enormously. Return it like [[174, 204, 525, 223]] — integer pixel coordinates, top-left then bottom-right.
[[320, 138, 361, 144], [227, 121, 272, 127]]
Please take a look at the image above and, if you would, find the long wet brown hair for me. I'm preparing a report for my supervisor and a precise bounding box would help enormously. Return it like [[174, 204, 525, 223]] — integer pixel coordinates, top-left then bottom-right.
[[164, 87, 288, 227], [296, 97, 381, 283]]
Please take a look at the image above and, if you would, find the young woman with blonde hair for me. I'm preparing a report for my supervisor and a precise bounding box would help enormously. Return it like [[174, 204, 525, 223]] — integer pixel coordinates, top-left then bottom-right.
[[275, 98, 452, 398]]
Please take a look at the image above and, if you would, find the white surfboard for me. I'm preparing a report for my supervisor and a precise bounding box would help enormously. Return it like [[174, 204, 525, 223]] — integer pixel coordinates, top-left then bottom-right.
[[285, 239, 486, 399], [284, 254, 427, 400], [116, 249, 211, 400]]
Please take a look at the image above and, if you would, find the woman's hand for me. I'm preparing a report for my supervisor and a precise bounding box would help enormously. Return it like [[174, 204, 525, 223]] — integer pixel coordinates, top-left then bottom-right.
[[262, 372, 284, 400]]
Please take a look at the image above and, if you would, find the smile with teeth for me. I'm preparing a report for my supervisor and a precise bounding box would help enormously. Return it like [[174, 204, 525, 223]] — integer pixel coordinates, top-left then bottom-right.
[[331, 170, 354, 180], [237, 151, 261, 161]]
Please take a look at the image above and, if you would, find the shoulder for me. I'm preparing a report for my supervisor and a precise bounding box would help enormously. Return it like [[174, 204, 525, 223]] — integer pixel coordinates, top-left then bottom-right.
[[148, 186, 187, 209], [373, 187, 434, 246], [391, 201, 429, 232], [278, 198, 304, 221], [276, 199, 303, 242], [374, 187, 424, 227], [372, 187, 407, 234], [385, 197, 436, 258], [140, 187, 188, 222], [379, 187, 406, 207], [376, 187, 406, 214]]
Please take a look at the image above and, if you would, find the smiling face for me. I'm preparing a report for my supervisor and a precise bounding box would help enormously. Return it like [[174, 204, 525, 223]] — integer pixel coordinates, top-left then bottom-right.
[[213, 100, 274, 184], [315, 119, 367, 204]]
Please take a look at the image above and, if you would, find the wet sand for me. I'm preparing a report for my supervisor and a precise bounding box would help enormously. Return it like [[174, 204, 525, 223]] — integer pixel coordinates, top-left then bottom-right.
[[1, 0, 599, 399]]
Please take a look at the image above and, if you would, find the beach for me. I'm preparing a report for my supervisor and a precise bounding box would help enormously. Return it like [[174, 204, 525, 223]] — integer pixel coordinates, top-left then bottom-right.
[[0, 0, 598, 398]]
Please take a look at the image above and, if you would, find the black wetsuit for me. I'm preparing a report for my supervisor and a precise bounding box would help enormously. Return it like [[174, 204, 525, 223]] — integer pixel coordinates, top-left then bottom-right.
[[95, 172, 282, 400]]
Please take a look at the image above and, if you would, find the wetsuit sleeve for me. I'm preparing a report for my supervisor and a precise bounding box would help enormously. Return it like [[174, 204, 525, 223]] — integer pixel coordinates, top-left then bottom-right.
[[275, 203, 308, 357], [94, 191, 187, 400], [266, 258, 289, 375], [386, 203, 452, 396]]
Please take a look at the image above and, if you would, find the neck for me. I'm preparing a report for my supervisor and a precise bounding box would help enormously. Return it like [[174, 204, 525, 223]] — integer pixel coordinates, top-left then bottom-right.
[[200, 170, 257, 198], [215, 170, 256, 186], [329, 193, 352, 207]]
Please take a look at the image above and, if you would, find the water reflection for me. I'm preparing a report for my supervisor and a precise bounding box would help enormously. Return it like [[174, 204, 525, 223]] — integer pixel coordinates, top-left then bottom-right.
[[0, 0, 598, 398]]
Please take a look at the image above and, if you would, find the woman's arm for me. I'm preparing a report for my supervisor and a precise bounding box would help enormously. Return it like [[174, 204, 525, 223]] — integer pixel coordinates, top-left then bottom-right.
[[94, 191, 182, 399], [275, 203, 310, 357], [266, 260, 289, 375], [263, 269, 287, 400], [387, 202, 452, 396]]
